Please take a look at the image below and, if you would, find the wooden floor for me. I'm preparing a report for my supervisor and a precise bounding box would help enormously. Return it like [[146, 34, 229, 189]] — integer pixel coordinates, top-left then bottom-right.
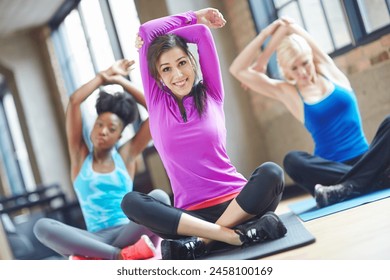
[[264, 194, 390, 259]]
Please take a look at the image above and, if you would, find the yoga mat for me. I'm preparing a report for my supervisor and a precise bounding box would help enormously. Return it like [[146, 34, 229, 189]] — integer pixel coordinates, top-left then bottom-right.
[[289, 188, 390, 222], [200, 212, 315, 260]]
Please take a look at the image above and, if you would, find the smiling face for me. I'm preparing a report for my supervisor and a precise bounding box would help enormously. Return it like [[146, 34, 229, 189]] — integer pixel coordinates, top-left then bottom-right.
[[90, 112, 123, 150], [157, 47, 196, 100]]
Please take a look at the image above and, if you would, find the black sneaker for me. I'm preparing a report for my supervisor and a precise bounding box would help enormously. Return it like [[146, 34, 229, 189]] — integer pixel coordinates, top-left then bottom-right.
[[161, 237, 207, 260], [315, 183, 356, 208], [235, 211, 287, 244]]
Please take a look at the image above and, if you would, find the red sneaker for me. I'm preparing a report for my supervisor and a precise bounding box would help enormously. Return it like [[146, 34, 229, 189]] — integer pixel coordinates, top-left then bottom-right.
[[120, 235, 156, 260], [69, 255, 103, 260]]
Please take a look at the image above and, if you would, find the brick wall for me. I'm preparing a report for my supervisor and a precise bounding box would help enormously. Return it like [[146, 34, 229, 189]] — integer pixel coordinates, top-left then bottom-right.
[[223, 0, 257, 51], [334, 34, 390, 75]]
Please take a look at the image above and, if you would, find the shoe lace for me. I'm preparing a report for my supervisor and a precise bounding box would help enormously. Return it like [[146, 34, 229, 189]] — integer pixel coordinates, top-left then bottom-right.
[[184, 240, 197, 259], [235, 229, 250, 245], [246, 228, 257, 239], [235, 226, 268, 245], [247, 228, 268, 242], [184, 238, 208, 259], [184, 240, 196, 250]]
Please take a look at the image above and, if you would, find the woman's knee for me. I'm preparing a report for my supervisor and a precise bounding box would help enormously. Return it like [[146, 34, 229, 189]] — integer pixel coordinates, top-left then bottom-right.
[[384, 114, 390, 123], [283, 151, 308, 175], [148, 189, 171, 205], [238, 162, 284, 215], [262, 162, 285, 193], [248, 162, 285, 196], [259, 162, 284, 184], [121, 191, 155, 221], [121, 192, 142, 214], [380, 114, 390, 130], [33, 218, 57, 240]]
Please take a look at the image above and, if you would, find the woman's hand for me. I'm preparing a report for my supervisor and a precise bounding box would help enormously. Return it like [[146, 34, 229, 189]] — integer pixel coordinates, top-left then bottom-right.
[[280, 16, 295, 25], [195, 8, 226, 29], [252, 63, 267, 74], [262, 17, 288, 36], [275, 16, 296, 35], [99, 59, 135, 84], [135, 33, 144, 50]]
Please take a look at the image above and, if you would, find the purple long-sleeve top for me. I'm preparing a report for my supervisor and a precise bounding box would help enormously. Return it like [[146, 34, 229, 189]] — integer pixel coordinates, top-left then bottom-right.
[[138, 11, 247, 209]]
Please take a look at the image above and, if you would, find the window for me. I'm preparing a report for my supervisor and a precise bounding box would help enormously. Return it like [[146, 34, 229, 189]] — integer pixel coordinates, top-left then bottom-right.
[[249, 0, 390, 77], [0, 75, 36, 195], [321, 0, 352, 50], [250, 0, 390, 55], [109, 0, 143, 90], [50, 0, 145, 149], [358, 0, 390, 33]]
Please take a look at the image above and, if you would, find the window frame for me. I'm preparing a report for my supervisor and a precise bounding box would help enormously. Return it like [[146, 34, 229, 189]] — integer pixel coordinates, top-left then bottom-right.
[[248, 0, 390, 58]]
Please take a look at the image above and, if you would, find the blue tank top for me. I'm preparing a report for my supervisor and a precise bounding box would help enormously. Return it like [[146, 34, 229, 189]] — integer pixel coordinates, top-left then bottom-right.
[[73, 149, 133, 232], [297, 78, 369, 162]]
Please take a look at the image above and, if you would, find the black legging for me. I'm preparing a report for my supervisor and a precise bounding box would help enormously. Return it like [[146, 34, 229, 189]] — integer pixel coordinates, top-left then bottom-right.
[[121, 162, 285, 240], [284, 115, 390, 195]]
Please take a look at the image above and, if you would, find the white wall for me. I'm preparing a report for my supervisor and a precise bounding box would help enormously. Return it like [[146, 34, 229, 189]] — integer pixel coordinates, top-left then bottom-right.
[[0, 32, 72, 197]]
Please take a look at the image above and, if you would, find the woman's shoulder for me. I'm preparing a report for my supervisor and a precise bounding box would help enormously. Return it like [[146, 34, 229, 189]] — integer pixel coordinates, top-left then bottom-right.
[[279, 81, 302, 100], [317, 63, 351, 90]]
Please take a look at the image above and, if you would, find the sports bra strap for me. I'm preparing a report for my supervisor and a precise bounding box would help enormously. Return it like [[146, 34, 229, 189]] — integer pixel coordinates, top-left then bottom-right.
[[295, 84, 304, 101], [295, 73, 330, 101]]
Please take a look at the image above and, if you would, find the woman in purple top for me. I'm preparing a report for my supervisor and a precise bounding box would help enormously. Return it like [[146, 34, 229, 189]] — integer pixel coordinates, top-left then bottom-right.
[[121, 8, 287, 260]]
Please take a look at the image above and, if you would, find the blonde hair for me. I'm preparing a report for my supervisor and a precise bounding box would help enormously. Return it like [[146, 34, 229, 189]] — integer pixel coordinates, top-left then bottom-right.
[[276, 34, 313, 83]]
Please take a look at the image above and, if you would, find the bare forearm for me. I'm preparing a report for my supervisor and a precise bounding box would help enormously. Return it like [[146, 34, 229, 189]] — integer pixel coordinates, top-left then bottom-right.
[[230, 19, 286, 74], [68, 74, 103, 106], [252, 23, 290, 71], [287, 22, 330, 63], [116, 77, 147, 108], [230, 31, 268, 76]]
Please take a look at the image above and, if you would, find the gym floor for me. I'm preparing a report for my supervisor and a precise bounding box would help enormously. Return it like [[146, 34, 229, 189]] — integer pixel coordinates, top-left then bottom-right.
[[266, 193, 390, 259]]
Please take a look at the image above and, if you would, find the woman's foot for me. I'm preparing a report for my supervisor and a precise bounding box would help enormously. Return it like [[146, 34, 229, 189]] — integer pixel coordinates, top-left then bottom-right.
[[161, 237, 207, 260], [235, 211, 287, 245], [69, 235, 155, 260], [314, 183, 356, 208], [120, 235, 156, 260]]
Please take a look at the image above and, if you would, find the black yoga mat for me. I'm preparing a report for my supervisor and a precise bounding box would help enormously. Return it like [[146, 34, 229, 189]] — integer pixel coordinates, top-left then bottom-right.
[[200, 211, 315, 260]]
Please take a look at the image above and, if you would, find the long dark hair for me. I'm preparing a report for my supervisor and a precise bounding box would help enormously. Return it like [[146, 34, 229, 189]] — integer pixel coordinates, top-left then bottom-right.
[[147, 34, 207, 117]]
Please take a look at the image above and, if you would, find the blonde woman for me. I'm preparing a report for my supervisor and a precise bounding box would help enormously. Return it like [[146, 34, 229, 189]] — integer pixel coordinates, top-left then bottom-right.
[[230, 18, 389, 208]]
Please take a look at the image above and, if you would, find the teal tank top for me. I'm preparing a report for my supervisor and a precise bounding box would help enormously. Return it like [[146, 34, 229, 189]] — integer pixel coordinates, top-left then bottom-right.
[[297, 78, 369, 162], [73, 149, 133, 232]]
